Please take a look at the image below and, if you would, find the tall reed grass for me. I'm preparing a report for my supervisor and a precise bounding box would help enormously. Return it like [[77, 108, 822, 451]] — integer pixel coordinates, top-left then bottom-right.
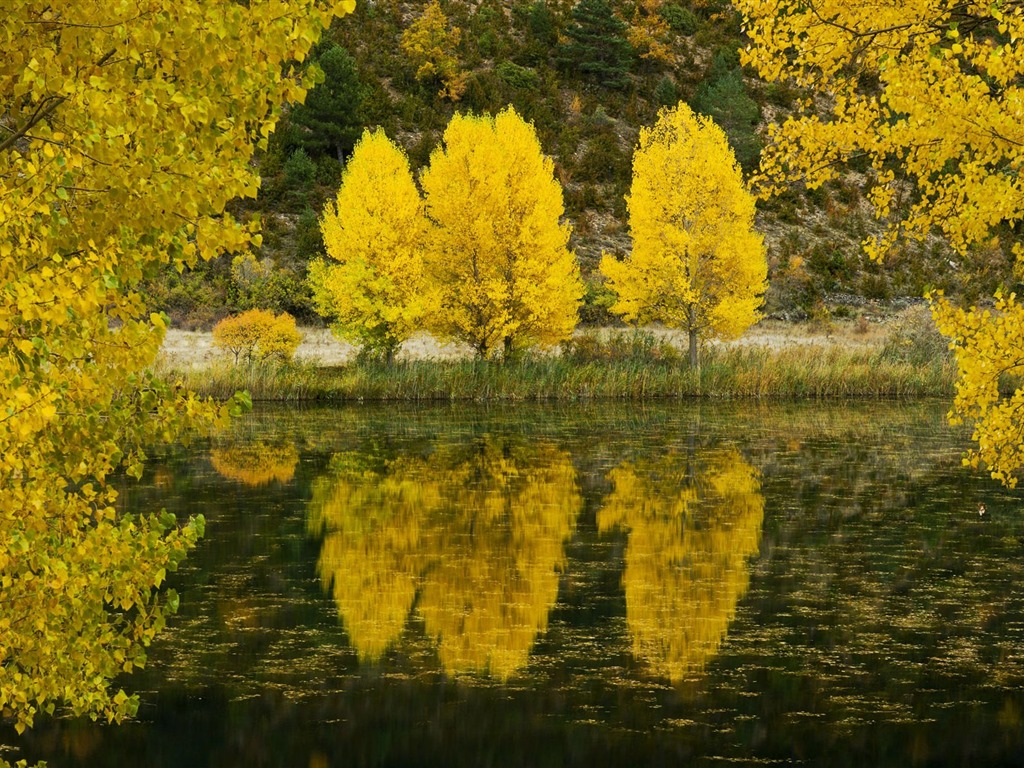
[[156, 341, 955, 403]]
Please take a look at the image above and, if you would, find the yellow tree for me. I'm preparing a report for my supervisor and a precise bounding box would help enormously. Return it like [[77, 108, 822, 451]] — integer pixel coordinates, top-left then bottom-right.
[[600, 104, 767, 370], [400, 0, 466, 100], [735, 1, 1024, 484], [0, 0, 352, 735], [626, 0, 674, 65], [310, 129, 428, 363], [597, 448, 764, 682], [212, 309, 302, 365], [421, 108, 584, 360]]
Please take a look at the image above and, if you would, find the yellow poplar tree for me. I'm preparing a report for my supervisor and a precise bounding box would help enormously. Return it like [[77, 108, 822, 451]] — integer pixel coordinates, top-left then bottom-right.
[[735, 0, 1024, 484], [310, 129, 428, 363], [212, 309, 302, 365], [626, 0, 674, 65], [400, 0, 466, 100], [601, 104, 766, 369], [421, 108, 583, 360], [1, 0, 352, 735]]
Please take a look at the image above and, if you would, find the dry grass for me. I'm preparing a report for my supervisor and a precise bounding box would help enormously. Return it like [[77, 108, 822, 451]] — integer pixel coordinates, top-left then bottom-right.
[[157, 312, 914, 370], [154, 309, 953, 403]]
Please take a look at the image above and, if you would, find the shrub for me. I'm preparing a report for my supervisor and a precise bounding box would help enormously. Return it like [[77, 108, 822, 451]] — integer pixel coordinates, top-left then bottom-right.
[[212, 309, 302, 365], [284, 148, 316, 188], [660, 4, 698, 35], [560, 328, 682, 365], [496, 60, 540, 90], [576, 131, 629, 184], [653, 75, 679, 107], [880, 305, 950, 365]]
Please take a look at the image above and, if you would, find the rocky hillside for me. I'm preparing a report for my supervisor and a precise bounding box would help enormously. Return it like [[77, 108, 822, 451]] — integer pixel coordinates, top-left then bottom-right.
[[145, 0, 1015, 329]]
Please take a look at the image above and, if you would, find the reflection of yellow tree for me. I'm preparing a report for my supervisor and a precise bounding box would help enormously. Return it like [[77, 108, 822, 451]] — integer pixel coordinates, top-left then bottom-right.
[[598, 448, 764, 682], [210, 441, 300, 486], [308, 453, 433, 661], [307, 440, 581, 679], [418, 442, 580, 680]]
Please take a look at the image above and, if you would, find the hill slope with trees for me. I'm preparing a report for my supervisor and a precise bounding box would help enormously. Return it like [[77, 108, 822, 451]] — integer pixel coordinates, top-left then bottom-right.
[[144, 0, 1019, 330]]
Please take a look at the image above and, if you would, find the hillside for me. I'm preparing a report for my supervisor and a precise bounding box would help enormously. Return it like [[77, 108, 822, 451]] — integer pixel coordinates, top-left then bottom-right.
[[144, 0, 1017, 330]]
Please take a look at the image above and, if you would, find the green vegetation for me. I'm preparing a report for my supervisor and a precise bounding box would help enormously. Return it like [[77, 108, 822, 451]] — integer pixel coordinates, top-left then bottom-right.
[[158, 338, 954, 403], [139, 0, 1019, 331]]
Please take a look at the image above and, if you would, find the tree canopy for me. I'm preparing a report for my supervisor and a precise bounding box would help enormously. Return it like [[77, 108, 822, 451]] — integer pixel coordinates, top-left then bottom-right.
[[282, 43, 366, 162], [736, 0, 1024, 484], [310, 129, 429, 363], [600, 103, 766, 368], [0, 0, 351, 733], [400, 0, 466, 100], [421, 107, 583, 360], [558, 0, 634, 89]]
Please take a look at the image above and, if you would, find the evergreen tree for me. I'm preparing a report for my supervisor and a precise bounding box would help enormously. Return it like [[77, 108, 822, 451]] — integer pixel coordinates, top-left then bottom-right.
[[285, 44, 366, 161], [691, 68, 761, 171], [558, 0, 633, 90]]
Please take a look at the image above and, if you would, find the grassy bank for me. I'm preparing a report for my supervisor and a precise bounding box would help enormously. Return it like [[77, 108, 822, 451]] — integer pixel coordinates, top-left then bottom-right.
[[156, 343, 956, 402]]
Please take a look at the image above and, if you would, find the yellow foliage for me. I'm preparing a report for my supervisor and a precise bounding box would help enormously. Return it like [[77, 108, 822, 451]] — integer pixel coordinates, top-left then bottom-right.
[[627, 0, 674, 64], [736, 0, 1024, 482], [212, 309, 302, 364], [311, 129, 429, 362], [210, 441, 300, 486], [0, 0, 350, 732], [400, 0, 466, 100], [307, 438, 581, 679], [600, 103, 766, 367], [932, 293, 1024, 486], [421, 108, 584, 360], [598, 448, 764, 682]]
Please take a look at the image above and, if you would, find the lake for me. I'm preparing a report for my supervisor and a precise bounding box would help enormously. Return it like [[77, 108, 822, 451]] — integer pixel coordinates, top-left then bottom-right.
[[5, 401, 1024, 767]]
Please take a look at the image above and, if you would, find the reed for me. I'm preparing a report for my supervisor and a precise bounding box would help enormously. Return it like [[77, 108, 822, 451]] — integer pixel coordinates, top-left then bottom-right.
[[155, 343, 955, 403]]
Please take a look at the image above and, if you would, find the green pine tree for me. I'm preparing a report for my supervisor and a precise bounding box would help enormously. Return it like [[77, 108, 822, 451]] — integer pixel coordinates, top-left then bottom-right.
[[558, 0, 633, 90], [284, 44, 366, 161], [691, 68, 761, 171]]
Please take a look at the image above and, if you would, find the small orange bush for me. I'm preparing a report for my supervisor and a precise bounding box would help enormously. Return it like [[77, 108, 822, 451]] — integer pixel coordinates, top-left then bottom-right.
[[212, 309, 301, 364]]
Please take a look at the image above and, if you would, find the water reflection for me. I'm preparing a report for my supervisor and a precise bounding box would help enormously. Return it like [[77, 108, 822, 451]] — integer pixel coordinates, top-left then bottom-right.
[[598, 447, 764, 681], [307, 436, 581, 679], [12, 402, 1024, 768], [210, 440, 299, 486]]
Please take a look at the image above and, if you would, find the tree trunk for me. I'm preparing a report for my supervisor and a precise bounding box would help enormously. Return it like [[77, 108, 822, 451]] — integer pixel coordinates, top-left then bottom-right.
[[688, 306, 699, 371], [503, 336, 514, 363]]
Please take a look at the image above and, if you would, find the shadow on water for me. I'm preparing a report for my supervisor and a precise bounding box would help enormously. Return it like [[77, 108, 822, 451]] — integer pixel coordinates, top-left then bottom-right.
[[6, 401, 1024, 766]]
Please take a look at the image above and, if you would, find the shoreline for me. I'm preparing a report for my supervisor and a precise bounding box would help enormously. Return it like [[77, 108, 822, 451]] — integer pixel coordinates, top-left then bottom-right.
[[155, 346, 955, 403], [155, 312, 955, 403]]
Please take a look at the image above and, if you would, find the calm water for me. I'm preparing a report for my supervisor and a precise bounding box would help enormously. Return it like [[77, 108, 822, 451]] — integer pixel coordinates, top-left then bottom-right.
[[6, 401, 1024, 767]]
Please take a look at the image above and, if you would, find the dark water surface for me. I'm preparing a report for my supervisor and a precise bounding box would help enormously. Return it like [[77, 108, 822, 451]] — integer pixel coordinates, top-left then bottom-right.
[[6, 401, 1024, 767]]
